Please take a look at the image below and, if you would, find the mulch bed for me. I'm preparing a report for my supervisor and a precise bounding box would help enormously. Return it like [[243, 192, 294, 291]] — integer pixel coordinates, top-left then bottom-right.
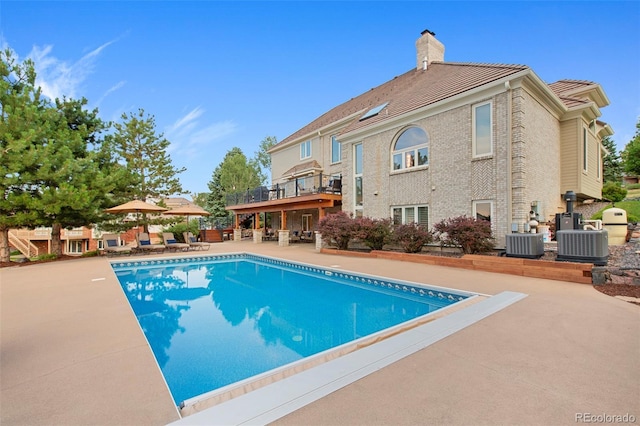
[[593, 284, 640, 299]]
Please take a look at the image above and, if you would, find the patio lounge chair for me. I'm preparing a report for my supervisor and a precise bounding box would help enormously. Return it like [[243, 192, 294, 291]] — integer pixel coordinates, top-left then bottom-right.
[[162, 232, 190, 252], [135, 232, 165, 254], [102, 234, 131, 256], [183, 232, 210, 251]]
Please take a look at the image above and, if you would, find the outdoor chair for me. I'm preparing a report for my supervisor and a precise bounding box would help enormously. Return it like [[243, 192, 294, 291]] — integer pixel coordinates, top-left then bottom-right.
[[290, 230, 301, 243], [183, 232, 210, 251], [102, 234, 131, 256], [300, 231, 314, 243], [162, 232, 190, 252], [135, 232, 165, 254]]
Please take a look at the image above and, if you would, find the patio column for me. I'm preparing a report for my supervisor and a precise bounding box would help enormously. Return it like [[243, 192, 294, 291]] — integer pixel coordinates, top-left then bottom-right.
[[280, 210, 287, 229], [278, 229, 290, 247]]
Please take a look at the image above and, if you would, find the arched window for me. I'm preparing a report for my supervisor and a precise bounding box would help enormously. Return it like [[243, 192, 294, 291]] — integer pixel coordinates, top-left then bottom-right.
[[392, 127, 428, 171]]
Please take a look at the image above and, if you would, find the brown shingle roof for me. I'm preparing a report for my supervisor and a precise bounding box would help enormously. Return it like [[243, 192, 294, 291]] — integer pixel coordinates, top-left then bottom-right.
[[548, 79, 600, 108], [281, 160, 322, 178], [276, 61, 528, 147]]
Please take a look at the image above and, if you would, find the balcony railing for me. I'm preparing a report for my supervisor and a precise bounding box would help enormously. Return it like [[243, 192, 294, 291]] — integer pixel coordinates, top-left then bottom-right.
[[226, 173, 342, 206]]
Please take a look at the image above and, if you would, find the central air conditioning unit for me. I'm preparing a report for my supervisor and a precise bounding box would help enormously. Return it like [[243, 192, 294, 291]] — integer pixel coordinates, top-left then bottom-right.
[[556, 230, 609, 266], [505, 233, 544, 259]]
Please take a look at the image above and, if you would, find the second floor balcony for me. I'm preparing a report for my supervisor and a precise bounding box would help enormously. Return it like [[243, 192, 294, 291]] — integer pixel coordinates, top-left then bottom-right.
[[226, 173, 342, 207]]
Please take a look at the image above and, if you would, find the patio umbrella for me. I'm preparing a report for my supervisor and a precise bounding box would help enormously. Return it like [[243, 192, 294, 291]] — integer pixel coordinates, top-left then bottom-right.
[[104, 199, 168, 230], [164, 204, 211, 225]]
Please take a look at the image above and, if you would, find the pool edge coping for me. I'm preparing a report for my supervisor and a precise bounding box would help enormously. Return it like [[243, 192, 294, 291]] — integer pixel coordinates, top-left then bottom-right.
[[168, 290, 527, 426]]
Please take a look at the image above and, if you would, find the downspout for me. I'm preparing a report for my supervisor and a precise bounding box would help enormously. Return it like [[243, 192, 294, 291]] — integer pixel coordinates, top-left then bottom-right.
[[505, 80, 513, 239]]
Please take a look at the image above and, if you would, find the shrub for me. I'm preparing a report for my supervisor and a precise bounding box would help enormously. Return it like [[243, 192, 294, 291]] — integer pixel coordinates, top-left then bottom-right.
[[433, 215, 495, 254], [81, 250, 100, 257], [317, 211, 356, 250], [33, 253, 57, 261], [353, 217, 393, 250], [602, 181, 627, 204], [391, 223, 433, 253]]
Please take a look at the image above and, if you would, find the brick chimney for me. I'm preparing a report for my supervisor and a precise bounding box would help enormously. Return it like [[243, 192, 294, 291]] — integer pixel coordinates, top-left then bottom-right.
[[416, 29, 445, 70]]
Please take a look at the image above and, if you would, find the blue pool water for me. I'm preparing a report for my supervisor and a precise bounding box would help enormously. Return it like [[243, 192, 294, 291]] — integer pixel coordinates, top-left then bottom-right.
[[111, 254, 470, 405]]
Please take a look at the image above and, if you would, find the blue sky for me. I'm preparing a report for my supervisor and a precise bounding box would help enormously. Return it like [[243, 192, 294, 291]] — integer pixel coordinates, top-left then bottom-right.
[[1, 1, 639, 196]]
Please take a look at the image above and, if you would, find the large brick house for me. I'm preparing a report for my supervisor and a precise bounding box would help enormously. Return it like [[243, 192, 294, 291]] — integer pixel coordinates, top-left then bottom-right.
[[228, 29, 612, 247]]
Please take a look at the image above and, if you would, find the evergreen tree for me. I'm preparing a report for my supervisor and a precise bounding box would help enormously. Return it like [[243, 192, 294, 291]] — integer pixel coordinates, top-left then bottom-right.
[[622, 118, 640, 176], [0, 50, 46, 261], [602, 135, 623, 183], [111, 109, 185, 230], [37, 97, 125, 255]]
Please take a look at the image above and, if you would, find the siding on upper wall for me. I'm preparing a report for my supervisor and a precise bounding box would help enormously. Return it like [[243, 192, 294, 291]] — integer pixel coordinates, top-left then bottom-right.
[[271, 137, 321, 182], [560, 119, 579, 193], [521, 89, 563, 224], [581, 121, 603, 199], [559, 118, 602, 200]]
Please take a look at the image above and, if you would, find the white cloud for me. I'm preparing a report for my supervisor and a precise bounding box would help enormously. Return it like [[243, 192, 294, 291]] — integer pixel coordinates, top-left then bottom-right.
[[29, 39, 115, 100], [166, 107, 237, 157], [95, 80, 126, 107]]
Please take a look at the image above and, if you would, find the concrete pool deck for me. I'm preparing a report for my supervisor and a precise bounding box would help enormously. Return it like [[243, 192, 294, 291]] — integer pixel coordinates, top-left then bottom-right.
[[1, 241, 638, 425]]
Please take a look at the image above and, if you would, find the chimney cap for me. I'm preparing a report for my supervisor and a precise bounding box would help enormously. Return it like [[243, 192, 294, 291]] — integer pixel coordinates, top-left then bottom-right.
[[421, 29, 436, 36]]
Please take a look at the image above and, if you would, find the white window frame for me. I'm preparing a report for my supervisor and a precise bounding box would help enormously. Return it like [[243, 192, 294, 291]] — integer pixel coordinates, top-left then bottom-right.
[[354, 143, 363, 216], [300, 140, 311, 160], [472, 200, 493, 225], [331, 135, 341, 164], [302, 214, 312, 232], [472, 101, 493, 158], [391, 127, 429, 172], [391, 205, 429, 227], [68, 240, 83, 254]]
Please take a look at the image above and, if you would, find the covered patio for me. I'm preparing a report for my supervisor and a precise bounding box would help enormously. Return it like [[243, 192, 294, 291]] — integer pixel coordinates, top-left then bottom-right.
[[225, 173, 342, 246]]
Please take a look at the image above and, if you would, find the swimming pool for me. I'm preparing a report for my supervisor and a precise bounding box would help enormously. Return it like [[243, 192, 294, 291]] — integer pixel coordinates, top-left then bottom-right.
[[111, 253, 476, 410]]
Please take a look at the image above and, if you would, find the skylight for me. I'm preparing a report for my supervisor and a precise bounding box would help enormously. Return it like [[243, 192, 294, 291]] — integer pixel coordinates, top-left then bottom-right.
[[359, 102, 388, 121]]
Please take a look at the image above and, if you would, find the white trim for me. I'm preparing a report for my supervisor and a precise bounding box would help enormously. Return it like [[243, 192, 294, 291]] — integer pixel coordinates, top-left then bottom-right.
[[472, 101, 493, 158], [472, 200, 494, 224], [300, 140, 312, 160], [331, 135, 341, 164]]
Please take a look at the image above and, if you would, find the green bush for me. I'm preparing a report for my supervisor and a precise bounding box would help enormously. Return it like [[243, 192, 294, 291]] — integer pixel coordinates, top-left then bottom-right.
[[317, 211, 357, 250], [33, 253, 57, 261], [602, 181, 627, 203], [626, 183, 640, 190], [391, 223, 433, 253], [354, 217, 393, 250], [433, 215, 495, 254], [81, 250, 100, 257], [164, 219, 202, 243]]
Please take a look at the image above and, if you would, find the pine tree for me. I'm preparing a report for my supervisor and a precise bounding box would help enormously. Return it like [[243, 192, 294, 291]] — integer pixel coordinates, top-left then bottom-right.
[[602, 135, 623, 183], [111, 109, 185, 231], [622, 118, 640, 177], [0, 50, 45, 261], [112, 109, 185, 199]]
